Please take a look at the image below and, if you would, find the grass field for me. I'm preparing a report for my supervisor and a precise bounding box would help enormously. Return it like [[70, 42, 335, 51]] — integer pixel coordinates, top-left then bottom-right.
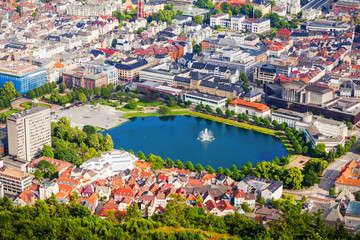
[[120, 107, 142, 111], [122, 110, 191, 118], [276, 132, 294, 157], [20, 102, 51, 109], [2, 109, 20, 116], [137, 100, 164, 107]]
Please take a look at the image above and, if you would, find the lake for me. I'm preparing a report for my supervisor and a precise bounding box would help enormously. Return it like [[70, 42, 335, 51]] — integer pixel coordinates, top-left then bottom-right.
[[102, 115, 288, 170]]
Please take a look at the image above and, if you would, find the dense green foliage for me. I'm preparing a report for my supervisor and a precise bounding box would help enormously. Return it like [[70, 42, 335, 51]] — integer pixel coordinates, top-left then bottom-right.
[[0, 194, 356, 239], [27, 82, 57, 100], [0, 81, 20, 110], [51, 117, 113, 165]]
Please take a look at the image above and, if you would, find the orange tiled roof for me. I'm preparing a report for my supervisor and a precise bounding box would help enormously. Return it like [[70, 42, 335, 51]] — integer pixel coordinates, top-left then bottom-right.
[[335, 161, 360, 186], [29, 156, 72, 173], [229, 99, 270, 112]]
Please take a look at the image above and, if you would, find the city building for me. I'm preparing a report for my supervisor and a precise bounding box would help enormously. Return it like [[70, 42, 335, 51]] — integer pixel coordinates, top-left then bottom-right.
[[0, 161, 33, 194], [228, 99, 271, 118], [84, 63, 119, 85], [107, 58, 155, 82], [183, 92, 227, 110], [66, 1, 120, 17], [265, 84, 360, 124], [335, 161, 360, 193], [80, 150, 137, 179], [62, 67, 108, 89], [7, 106, 51, 162], [304, 118, 348, 152], [237, 176, 283, 203], [203, 48, 257, 77], [139, 63, 176, 86], [271, 108, 313, 131], [210, 13, 270, 34], [0, 62, 47, 94], [344, 201, 360, 232], [27, 157, 72, 176]]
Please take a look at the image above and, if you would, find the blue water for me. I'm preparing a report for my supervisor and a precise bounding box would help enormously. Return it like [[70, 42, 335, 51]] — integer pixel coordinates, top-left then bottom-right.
[[103, 116, 288, 170]]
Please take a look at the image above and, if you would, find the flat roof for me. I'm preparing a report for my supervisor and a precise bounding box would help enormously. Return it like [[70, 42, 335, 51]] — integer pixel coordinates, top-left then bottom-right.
[[185, 91, 226, 101], [7, 105, 49, 120]]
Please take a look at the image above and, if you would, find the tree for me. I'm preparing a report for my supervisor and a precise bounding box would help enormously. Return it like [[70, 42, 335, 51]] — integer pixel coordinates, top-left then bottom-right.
[[79, 93, 87, 103], [241, 202, 251, 213], [356, 192, 360, 201], [347, 121, 353, 130], [16, 5, 22, 16], [41, 145, 54, 158], [225, 109, 232, 118], [102, 134, 114, 151], [147, 154, 164, 170], [126, 99, 137, 109], [185, 161, 194, 171], [329, 188, 336, 196], [302, 170, 320, 188], [216, 107, 223, 116], [242, 113, 249, 122], [195, 163, 204, 172], [159, 106, 171, 115], [254, 9, 262, 19], [83, 125, 96, 136], [196, 103, 204, 110], [205, 105, 212, 113], [137, 151, 146, 160], [312, 143, 327, 159], [59, 83, 66, 93], [217, 167, 224, 174], [240, 72, 249, 84], [193, 15, 202, 25], [176, 10, 183, 15], [280, 156, 290, 165], [205, 165, 215, 174], [166, 158, 175, 167], [28, 89, 36, 99], [176, 159, 184, 169], [258, 197, 266, 206], [2, 81, 16, 100], [88, 134, 100, 148], [167, 98, 176, 107]]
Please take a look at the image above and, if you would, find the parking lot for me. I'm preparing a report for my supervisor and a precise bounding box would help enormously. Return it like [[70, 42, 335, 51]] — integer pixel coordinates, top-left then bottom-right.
[[52, 104, 128, 130]]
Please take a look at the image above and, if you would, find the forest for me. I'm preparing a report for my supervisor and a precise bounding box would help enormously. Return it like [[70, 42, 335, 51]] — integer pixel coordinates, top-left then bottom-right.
[[0, 194, 357, 240]]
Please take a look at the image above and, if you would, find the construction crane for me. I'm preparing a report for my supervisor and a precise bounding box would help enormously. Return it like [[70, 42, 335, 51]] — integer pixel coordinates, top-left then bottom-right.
[[0, 46, 44, 64]]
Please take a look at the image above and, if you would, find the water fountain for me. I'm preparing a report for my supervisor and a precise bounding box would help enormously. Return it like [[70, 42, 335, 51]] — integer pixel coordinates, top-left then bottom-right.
[[197, 128, 215, 142]]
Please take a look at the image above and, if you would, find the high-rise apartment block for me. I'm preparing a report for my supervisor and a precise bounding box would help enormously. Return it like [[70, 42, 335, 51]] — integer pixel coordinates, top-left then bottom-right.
[[7, 106, 51, 162]]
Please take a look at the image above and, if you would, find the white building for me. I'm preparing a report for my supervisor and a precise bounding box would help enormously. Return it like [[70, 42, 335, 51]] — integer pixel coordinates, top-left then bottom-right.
[[7, 106, 51, 162], [237, 176, 283, 203], [80, 150, 137, 179], [228, 99, 271, 118], [0, 161, 33, 194], [305, 118, 348, 152], [210, 13, 270, 34], [139, 63, 175, 86], [184, 92, 227, 110], [271, 108, 313, 131], [84, 62, 119, 85]]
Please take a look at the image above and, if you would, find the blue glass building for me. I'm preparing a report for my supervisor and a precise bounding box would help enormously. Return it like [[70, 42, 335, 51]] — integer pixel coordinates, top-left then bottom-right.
[[0, 68, 47, 94]]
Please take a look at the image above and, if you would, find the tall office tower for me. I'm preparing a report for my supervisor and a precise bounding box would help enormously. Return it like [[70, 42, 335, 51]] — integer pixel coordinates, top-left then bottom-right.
[[7, 106, 51, 162]]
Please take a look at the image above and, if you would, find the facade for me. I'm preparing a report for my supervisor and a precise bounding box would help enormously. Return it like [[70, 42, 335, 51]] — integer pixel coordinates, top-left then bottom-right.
[[237, 176, 283, 203], [184, 92, 227, 110], [80, 150, 137, 179], [7, 106, 51, 162], [271, 108, 312, 131], [210, 13, 270, 34], [66, 1, 119, 17], [203, 49, 256, 78], [253, 63, 277, 84], [84, 63, 119, 85], [139, 64, 175, 86], [0, 62, 47, 94], [305, 118, 347, 152], [335, 161, 360, 193], [0, 164, 33, 194], [108, 59, 154, 82], [228, 99, 271, 118], [62, 67, 108, 89]]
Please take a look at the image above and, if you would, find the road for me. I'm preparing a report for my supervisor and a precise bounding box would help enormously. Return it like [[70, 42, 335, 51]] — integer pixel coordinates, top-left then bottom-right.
[[302, 0, 328, 10], [285, 133, 360, 200]]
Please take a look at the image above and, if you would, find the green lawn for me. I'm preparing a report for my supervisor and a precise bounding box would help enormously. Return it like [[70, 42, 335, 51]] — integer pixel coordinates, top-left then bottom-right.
[[2, 109, 20, 116], [122, 110, 191, 118], [168, 105, 186, 110], [120, 107, 142, 111], [20, 102, 51, 109], [137, 100, 164, 107], [276, 132, 294, 157]]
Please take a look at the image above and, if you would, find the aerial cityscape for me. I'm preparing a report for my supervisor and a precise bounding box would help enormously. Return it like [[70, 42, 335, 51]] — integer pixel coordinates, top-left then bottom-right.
[[1, 0, 360, 238]]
